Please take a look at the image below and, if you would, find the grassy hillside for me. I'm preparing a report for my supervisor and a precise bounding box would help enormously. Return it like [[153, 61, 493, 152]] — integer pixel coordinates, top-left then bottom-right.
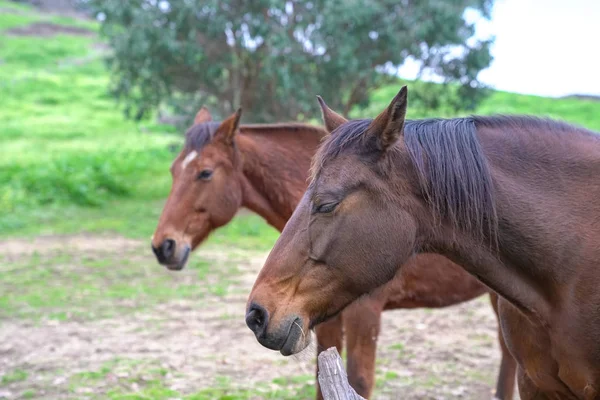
[[0, 1, 279, 248], [1, 0, 599, 242], [366, 83, 600, 131]]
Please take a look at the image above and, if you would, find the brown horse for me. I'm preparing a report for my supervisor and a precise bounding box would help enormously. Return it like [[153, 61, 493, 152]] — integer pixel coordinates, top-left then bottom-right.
[[247, 86, 600, 399], [151, 107, 515, 399]]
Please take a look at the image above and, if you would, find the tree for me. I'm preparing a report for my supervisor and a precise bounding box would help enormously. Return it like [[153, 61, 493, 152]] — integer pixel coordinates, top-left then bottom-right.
[[88, 0, 495, 123]]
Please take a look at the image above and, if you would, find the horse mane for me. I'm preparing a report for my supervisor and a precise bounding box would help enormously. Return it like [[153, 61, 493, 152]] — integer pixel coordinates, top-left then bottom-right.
[[310, 119, 373, 180], [313, 114, 600, 244], [184, 122, 326, 151], [184, 121, 221, 151], [312, 116, 503, 244], [404, 118, 497, 244]]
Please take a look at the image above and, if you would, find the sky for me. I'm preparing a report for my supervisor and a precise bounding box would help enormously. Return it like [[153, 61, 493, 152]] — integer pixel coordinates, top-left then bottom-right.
[[400, 0, 600, 98]]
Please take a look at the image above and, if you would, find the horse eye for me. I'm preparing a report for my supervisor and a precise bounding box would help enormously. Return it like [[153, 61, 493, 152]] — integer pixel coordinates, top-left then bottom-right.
[[315, 202, 338, 214], [197, 169, 213, 181]]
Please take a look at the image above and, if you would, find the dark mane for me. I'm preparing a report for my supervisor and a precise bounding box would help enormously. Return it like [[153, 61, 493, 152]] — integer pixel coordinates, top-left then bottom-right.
[[310, 119, 373, 179], [184, 121, 221, 151], [404, 118, 497, 244], [313, 115, 600, 243], [313, 116, 502, 243]]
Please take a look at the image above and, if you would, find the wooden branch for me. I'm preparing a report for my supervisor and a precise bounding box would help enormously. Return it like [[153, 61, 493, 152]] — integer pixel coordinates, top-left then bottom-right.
[[317, 347, 367, 400]]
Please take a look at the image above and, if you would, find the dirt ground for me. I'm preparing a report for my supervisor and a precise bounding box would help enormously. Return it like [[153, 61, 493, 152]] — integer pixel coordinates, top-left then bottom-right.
[[0, 235, 518, 399], [6, 22, 94, 37]]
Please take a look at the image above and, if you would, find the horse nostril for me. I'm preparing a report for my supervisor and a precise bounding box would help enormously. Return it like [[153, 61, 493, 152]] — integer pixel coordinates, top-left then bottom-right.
[[246, 303, 269, 336], [151, 242, 166, 263], [162, 238, 176, 260]]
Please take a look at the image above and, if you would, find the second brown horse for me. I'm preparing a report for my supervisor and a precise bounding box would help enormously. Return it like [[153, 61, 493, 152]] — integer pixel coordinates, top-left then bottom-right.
[[151, 107, 516, 399]]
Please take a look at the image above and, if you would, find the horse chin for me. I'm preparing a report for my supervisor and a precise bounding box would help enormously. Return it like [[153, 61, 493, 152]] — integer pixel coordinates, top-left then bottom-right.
[[165, 246, 191, 271]]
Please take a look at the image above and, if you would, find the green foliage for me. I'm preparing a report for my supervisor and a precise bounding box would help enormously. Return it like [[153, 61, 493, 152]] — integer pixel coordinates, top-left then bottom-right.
[[89, 0, 494, 123]]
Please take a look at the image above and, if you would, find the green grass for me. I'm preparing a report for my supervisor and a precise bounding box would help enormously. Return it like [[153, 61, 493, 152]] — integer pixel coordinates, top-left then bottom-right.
[[0, 0, 34, 12], [1, 35, 92, 68], [49, 14, 99, 32], [187, 375, 315, 400], [0, 239, 256, 320], [0, 6, 178, 237], [65, 359, 317, 400], [388, 343, 405, 353], [0, 11, 38, 29], [75, 369, 399, 400], [0, 0, 97, 31], [477, 90, 600, 131], [0, 56, 178, 211], [1, 369, 28, 384], [383, 371, 399, 380]]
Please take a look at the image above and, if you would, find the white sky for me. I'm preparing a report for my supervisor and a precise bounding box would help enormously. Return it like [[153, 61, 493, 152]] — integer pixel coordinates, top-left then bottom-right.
[[400, 0, 600, 98]]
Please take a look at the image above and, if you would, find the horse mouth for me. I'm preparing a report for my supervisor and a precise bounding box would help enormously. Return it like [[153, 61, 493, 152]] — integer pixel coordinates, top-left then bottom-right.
[[165, 246, 190, 271], [280, 317, 303, 356]]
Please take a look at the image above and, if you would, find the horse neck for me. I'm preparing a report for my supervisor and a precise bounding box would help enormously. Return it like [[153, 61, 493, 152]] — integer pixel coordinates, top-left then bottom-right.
[[236, 124, 325, 232], [427, 121, 600, 324]]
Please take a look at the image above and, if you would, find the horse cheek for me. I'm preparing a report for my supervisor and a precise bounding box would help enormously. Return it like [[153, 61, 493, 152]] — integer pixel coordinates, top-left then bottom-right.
[[308, 217, 338, 262]]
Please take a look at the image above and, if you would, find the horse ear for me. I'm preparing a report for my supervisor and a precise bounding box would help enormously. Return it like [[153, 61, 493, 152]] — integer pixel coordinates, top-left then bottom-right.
[[316, 96, 348, 133], [368, 86, 408, 151], [194, 106, 213, 124], [216, 108, 242, 145]]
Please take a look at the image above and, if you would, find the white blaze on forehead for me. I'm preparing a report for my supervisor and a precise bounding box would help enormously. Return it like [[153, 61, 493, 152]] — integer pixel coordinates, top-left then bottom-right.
[[181, 150, 198, 170]]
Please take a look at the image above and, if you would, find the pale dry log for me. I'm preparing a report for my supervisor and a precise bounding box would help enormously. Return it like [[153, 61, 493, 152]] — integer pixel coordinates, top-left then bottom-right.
[[317, 347, 367, 400]]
